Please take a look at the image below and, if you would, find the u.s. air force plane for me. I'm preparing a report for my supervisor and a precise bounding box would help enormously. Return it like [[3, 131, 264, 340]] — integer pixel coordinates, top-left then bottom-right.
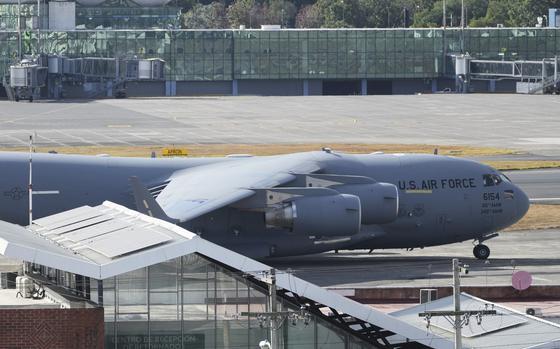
[[0, 149, 529, 260]]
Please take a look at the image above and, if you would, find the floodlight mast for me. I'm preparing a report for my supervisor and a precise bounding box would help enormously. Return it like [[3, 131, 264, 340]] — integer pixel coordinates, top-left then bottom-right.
[[442, 0, 446, 29], [28, 135, 33, 226]]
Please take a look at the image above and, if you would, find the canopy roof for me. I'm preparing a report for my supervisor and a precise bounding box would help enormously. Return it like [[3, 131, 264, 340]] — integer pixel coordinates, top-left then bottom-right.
[[0, 201, 453, 348]]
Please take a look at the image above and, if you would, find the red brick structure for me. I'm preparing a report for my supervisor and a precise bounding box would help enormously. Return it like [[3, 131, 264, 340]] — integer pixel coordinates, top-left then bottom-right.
[[0, 307, 104, 349]]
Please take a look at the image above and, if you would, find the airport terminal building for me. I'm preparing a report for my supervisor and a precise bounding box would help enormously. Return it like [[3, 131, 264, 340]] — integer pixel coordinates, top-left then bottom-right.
[[1, 1, 560, 97]]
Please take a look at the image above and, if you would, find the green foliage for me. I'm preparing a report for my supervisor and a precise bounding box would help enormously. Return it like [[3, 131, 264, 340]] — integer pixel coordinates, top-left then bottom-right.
[[180, 0, 560, 28], [227, 0, 259, 28], [295, 4, 323, 27], [183, 2, 228, 28], [262, 0, 298, 27], [314, 0, 360, 27]]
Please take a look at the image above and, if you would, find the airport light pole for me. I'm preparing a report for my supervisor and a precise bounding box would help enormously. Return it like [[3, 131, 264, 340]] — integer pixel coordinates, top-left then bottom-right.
[[28, 135, 33, 226], [442, 0, 446, 28], [269, 268, 278, 349], [242, 269, 311, 349], [17, 0, 22, 60], [452, 258, 462, 349], [460, 0, 465, 28], [419, 259, 496, 349]]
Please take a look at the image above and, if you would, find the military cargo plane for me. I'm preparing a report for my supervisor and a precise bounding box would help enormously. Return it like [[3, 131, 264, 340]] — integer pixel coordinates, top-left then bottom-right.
[[0, 149, 529, 260]]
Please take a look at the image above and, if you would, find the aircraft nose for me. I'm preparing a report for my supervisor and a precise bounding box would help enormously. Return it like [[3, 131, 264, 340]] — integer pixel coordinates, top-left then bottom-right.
[[514, 185, 530, 222]]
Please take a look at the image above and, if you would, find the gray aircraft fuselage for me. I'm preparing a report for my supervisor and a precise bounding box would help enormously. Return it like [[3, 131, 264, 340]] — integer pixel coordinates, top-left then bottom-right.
[[0, 151, 529, 259]]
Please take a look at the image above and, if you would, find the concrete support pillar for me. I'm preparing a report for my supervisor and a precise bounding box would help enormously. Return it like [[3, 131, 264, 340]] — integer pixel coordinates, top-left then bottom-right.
[[431, 79, 438, 93], [232, 79, 238, 96], [361, 79, 367, 95], [97, 279, 103, 306], [165, 81, 176, 96], [106, 81, 113, 97], [303, 79, 309, 96], [489, 79, 496, 93]]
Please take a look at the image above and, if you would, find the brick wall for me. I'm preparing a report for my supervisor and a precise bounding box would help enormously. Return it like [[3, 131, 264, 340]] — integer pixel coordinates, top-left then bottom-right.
[[0, 307, 104, 349]]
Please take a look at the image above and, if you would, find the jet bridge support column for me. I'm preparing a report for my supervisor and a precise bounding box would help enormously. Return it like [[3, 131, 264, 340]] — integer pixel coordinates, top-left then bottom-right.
[[303, 79, 309, 96], [165, 80, 176, 96], [431, 79, 438, 93], [489, 80, 496, 92], [455, 54, 471, 93]]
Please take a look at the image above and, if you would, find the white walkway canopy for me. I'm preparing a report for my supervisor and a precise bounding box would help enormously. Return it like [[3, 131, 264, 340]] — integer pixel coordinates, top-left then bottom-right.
[[0, 201, 454, 348]]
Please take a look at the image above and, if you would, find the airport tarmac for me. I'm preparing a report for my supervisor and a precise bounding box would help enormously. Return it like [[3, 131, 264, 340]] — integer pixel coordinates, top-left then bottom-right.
[[505, 169, 560, 200], [1, 94, 560, 156], [269, 229, 560, 289], [1, 94, 559, 296]]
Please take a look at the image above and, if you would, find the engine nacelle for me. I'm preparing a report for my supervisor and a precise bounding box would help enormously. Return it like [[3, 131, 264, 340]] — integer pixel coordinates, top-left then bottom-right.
[[265, 194, 361, 236], [334, 183, 398, 224]]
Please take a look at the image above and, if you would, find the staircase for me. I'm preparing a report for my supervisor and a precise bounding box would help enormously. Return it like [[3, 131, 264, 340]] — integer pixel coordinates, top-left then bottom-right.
[[528, 75, 560, 94]]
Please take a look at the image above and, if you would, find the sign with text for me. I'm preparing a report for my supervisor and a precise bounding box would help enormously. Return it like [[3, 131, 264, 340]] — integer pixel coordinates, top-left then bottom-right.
[[109, 334, 204, 349]]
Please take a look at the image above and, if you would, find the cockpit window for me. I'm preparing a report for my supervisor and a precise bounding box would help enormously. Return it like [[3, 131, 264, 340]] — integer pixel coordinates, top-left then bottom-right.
[[493, 174, 502, 185], [500, 173, 511, 183], [483, 174, 502, 187]]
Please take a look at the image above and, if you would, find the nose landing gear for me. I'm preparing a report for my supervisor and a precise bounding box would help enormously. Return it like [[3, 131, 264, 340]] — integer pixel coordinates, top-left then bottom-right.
[[473, 233, 498, 260], [473, 244, 490, 260]]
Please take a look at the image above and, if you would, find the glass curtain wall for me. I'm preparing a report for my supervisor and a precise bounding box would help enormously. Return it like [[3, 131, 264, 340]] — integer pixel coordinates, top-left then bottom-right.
[[1, 28, 560, 82], [0, 3, 40, 30], [94, 253, 372, 349], [75, 7, 181, 30]]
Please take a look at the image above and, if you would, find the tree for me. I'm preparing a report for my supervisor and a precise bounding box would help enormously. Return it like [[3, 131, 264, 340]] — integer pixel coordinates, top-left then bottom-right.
[[183, 2, 228, 28], [412, 0, 488, 27], [227, 0, 264, 28], [262, 0, 298, 27], [314, 0, 362, 27], [295, 4, 323, 27], [468, 0, 560, 27], [412, 0, 442, 27], [469, 0, 509, 27], [507, 0, 560, 27]]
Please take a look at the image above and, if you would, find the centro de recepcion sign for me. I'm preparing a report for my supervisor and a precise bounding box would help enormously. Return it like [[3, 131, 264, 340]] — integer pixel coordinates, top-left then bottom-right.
[[110, 334, 204, 349]]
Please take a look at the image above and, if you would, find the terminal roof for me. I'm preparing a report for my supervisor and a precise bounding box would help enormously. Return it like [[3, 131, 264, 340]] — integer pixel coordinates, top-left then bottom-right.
[[0, 201, 455, 348], [391, 293, 560, 349]]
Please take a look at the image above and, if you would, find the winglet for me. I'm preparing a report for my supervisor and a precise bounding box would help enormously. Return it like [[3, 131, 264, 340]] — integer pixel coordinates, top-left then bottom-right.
[[129, 176, 178, 224]]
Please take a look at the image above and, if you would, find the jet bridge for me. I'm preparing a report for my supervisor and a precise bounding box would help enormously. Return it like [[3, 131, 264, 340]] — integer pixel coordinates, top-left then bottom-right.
[[4, 54, 165, 100], [454, 54, 560, 94]]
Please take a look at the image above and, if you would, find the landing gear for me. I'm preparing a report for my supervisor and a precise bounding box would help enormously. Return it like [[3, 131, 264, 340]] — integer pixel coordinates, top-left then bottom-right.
[[473, 244, 490, 260]]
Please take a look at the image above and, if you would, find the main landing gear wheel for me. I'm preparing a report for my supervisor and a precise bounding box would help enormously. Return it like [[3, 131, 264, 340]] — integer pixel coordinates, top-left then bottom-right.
[[473, 244, 490, 260]]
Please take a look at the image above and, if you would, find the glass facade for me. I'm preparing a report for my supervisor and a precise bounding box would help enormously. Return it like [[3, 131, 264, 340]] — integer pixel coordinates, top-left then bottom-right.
[[92, 254, 372, 349], [2, 28, 560, 82], [75, 6, 181, 30], [0, 3, 40, 30]]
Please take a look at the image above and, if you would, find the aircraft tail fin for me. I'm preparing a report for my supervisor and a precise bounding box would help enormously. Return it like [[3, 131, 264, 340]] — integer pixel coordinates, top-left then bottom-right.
[[129, 176, 178, 223]]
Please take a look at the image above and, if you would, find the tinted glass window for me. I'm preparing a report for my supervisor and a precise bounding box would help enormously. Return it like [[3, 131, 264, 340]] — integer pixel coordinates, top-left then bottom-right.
[[492, 174, 502, 185]]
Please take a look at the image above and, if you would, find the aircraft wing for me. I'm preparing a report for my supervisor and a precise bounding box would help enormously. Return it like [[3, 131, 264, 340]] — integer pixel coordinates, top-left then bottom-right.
[[155, 153, 323, 223]]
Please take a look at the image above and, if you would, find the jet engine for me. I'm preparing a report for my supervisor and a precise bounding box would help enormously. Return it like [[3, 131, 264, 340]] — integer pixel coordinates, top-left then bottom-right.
[[334, 183, 398, 224], [265, 194, 361, 236]]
